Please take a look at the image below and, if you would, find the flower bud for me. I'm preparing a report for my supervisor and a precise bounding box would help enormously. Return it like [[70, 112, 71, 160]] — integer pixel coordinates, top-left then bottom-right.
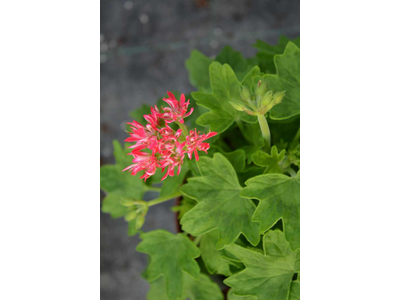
[[239, 85, 251, 101], [261, 91, 273, 107], [120, 198, 136, 207], [272, 91, 285, 105], [254, 79, 267, 97], [125, 210, 139, 221], [135, 214, 146, 229], [229, 101, 246, 112]]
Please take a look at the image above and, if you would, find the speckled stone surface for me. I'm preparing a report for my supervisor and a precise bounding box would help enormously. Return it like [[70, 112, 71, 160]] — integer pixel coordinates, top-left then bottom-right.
[[100, 0, 299, 298]]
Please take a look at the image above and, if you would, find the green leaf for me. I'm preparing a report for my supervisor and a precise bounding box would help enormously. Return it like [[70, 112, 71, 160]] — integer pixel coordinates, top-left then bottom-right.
[[241, 174, 300, 250], [252, 146, 286, 174], [185, 46, 255, 92], [238, 121, 264, 163], [265, 42, 300, 120], [180, 153, 260, 249], [254, 36, 300, 74], [148, 272, 223, 300], [101, 193, 129, 218], [216, 46, 255, 82], [185, 50, 213, 91], [172, 196, 197, 220], [288, 281, 300, 300], [207, 146, 246, 173], [160, 163, 189, 198], [200, 230, 232, 276], [227, 289, 256, 300], [137, 230, 201, 300], [192, 63, 258, 133], [237, 167, 265, 187], [100, 140, 146, 218], [224, 230, 300, 300]]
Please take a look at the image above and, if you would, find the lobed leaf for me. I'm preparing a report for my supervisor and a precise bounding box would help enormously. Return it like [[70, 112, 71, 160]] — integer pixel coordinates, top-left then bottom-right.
[[100, 140, 146, 218], [185, 46, 256, 91], [137, 230, 201, 300], [224, 230, 300, 300], [241, 173, 300, 250], [147, 272, 223, 300], [180, 153, 260, 249], [192, 63, 258, 133], [265, 42, 300, 120], [200, 230, 232, 276], [254, 36, 300, 74], [252, 146, 286, 174]]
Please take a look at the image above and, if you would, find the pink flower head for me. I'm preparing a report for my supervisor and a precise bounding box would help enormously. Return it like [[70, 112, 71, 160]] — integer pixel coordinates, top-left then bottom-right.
[[162, 92, 194, 124], [125, 120, 158, 151], [123, 91, 217, 181], [122, 151, 159, 181], [143, 106, 162, 129], [185, 129, 218, 161], [159, 141, 186, 180]]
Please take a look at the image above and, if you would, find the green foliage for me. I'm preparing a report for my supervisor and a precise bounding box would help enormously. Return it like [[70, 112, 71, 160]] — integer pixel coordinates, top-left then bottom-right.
[[264, 42, 300, 120], [224, 230, 300, 300], [172, 196, 197, 220], [254, 36, 300, 74], [100, 140, 146, 219], [185, 46, 255, 91], [147, 272, 223, 300], [192, 63, 258, 133], [241, 174, 300, 250], [199, 230, 232, 276], [137, 230, 201, 300], [180, 154, 260, 249], [289, 281, 300, 300], [101, 37, 300, 299], [185, 50, 213, 91], [252, 146, 286, 174]]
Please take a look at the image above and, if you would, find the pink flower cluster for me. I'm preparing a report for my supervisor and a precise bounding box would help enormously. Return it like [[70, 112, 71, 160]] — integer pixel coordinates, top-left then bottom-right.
[[123, 92, 217, 181]]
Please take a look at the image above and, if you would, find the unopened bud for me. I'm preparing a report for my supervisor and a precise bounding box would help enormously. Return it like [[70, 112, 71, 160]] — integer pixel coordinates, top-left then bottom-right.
[[261, 91, 273, 107], [125, 210, 139, 221], [121, 198, 136, 207], [229, 101, 246, 111], [272, 91, 285, 105], [255, 79, 267, 97], [239, 85, 251, 101], [135, 214, 145, 229]]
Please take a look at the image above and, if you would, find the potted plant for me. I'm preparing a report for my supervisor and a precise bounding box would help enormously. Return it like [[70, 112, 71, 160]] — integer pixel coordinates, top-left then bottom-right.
[[100, 37, 300, 300]]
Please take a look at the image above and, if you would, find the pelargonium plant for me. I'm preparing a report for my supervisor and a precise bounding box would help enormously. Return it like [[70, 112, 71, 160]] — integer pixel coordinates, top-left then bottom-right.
[[101, 36, 300, 300]]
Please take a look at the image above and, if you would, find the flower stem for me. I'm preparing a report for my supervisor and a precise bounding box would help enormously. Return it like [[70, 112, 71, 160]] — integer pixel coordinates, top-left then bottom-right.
[[257, 114, 271, 153], [195, 159, 203, 176], [145, 186, 161, 192], [147, 191, 182, 207], [176, 122, 189, 137]]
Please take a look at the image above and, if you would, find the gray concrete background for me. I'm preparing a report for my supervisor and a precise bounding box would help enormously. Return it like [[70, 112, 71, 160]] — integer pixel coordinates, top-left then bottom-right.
[[100, 0, 299, 299]]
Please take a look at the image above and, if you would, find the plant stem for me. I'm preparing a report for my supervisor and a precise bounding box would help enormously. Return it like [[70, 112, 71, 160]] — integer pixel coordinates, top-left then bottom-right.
[[176, 121, 189, 137], [147, 191, 182, 207], [145, 186, 161, 192], [195, 159, 203, 176], [257, 114, 271, 153]]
